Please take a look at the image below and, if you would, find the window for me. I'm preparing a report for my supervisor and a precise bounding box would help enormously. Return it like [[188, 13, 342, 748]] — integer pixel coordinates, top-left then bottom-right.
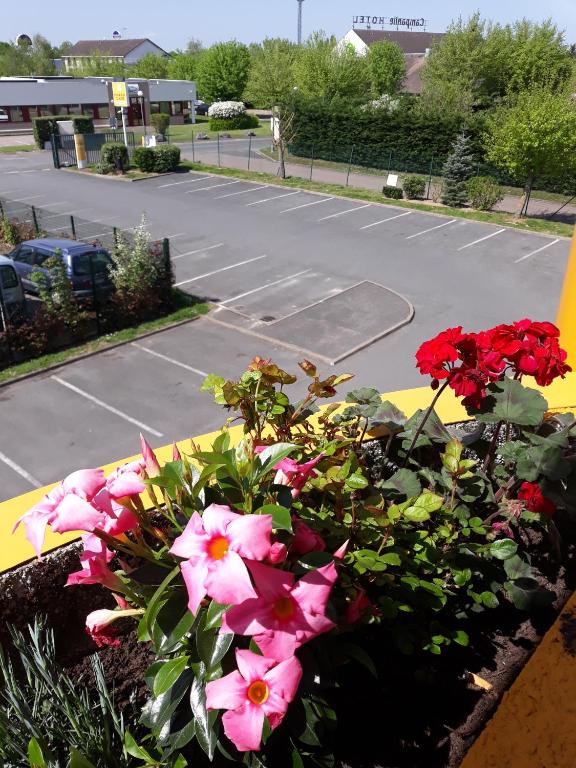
[[172, 102, 182, 115], [0, 265, 18, 289], [73, 250, 112, 276], [149, 102, 160, 114], [9, 107, 24, 122], [33, 249, 54, 267], [13, 246, 35, 265], [160, 101, 171, 115], [38, 105, 54, 116], [68, 104, 83, 115]]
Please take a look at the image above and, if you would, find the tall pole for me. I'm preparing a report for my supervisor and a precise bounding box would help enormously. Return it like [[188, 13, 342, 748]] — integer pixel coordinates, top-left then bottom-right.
[[556, 226, 576, 367], [297, 0, 305, 45]]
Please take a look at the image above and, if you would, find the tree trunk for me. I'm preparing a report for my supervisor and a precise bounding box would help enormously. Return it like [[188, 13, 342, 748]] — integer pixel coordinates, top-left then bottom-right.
[[519, 176, 533, 217], [278, 142, 286, 180]]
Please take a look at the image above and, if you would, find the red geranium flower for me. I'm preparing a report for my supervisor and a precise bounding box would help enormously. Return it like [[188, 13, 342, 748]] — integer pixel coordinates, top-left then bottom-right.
[[518, 482, 556, 517], [415, 326, 465, 379]]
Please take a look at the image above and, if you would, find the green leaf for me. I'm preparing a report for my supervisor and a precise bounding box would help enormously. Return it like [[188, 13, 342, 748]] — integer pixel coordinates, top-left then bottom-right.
[[190, 664, 218, 760], [489, 539, 518, 560], [471, 379, 547, 426], [198, 627, 234, 671], [153, 656, 190, 697], [345, 387, 381, 405], [480, 591, 500, 609], [143, 565, 181, 641], [441, 439, 463, 473], [452, 629, 469, 647], [516, 442, 570, 482], [370, 400, 407, 431], [503, 554, 533, 580], [205, 600, 230, 630], [256, 503, 292, 532], [27, 738, 47, 768], [201, 373, 225, 392], [404, 492, 444, 522], [379, 468, 422, 500], [124, 731, 157, 763], [338, 641, 378, 676], [345, 472, 368, 490], [379, 552, 401, 566], [69, 750, 97, 768], [154, 591, 196, 654], [292, 748, 306, 768], [505, 578, 555, 611], [257, 442, 296, 475]]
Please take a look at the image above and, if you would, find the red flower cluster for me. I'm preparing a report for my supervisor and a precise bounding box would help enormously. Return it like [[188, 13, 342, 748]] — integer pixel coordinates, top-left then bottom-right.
[[416, 320, 571, 408], [518, 481, 556, 517]]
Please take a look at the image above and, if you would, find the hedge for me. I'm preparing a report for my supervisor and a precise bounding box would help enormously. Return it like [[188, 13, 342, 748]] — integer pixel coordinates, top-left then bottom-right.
[[132, 146, 156, 172], [33, 115, 94, 148], [208, 114, 260, 131], [152, 144, 180, 173], [101, 142, 129, 171]]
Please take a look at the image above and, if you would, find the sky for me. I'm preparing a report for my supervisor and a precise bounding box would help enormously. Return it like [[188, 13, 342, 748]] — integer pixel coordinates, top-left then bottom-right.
[[3, 0, 576, 49]]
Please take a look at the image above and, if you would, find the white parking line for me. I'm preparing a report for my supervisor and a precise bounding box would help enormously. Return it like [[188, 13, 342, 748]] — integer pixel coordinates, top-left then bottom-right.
[[173, 243, 224, 260], [158, 176, 211, 188], [318, 204, 371, 221], [406, 219, 459, 240], [215, 185, 269, 199], [457, 228, 507, 251], [51, 376, 163, 437], [175, 254, 267, 286], [246, 191, 301, 206], [41, 207, 92, 220], [221, 269, 310, 304], [514, 238, 561, 264], [163, 232, 187, 239], [185, 180, 242, 194], [0, 449, 42, 489], [360, 211, 412, 230], [280, 197, 334, 213], [9, 194, 44, 202], [131, 343, 208, 376]]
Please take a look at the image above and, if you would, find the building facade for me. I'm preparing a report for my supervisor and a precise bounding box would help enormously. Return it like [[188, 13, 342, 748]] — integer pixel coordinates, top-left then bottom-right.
[[62, 39, 169, 72]]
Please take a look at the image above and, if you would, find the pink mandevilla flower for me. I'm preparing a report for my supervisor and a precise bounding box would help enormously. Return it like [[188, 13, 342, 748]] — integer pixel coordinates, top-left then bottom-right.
[[222, 560, 338, 660], [169, 504, 272, 615], [140, 434, 161, 477], [66, 533, 121, 589], [273, 455, 323, 498], [206, 649, 302, 752], [291, 518, 326, 555]]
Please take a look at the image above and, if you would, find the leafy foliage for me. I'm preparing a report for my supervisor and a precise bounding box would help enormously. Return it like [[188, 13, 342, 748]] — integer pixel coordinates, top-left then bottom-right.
[[151, 145, 181, 173], [132, 147, 156, 173], [441, 133, 475, 206], [245, 38, 298, 109], [382, 185, 403, 199], [292, 32, 370, 101], [402, 175, 426, 199], [100, 142, 129, 172], [32, 116, 94, 149], [150, 113, 171, 138], [365, 41, 406, 97], [466, 175, 503, 210], [196, 41, 251, 102]]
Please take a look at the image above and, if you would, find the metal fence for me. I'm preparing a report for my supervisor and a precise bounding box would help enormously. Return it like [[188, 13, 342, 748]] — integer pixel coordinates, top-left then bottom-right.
[[51, 131, 137, 168]]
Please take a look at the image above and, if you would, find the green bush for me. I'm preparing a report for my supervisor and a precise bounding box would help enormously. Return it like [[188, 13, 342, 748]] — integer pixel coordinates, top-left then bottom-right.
[[209, 113, 260, 131], [132, 146, 156, 172], [402, 175, 427, 199], [466, 175, 504, 211], [150, 112, 170, 137], [152, 144, 180, 173], [94, 161, 115, 175], [382, 185, 403, 199], [100, 142, 129, 171], [32, 115, 94, 149]]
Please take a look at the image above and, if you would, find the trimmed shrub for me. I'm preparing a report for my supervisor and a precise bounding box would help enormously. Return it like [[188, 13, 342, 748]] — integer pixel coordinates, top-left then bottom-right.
[[100, 142, 129, 172], [32, 115, 94, 148], [132, 146, 156, 172], [402, 175, 426, 199], [150, 112, 170, 138], [466, 175, 504, 211], [152, 144, 181, 173], [209, 113, 260, 131], [208, 101, 246, 119], [382, 185, 403, 199], [94, 162, 115, 175]]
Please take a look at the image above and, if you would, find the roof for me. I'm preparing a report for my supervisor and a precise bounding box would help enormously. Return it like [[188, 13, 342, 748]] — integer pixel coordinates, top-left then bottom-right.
[[353, 29, 444, 54], [64, 38, 167, 57], [403, 53, 427, 94], [24, 238, 101, 253]]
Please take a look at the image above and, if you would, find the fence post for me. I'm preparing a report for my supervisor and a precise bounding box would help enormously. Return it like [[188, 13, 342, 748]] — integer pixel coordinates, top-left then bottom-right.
[[31, 206, 40, 236], [387, 151, 392, 175], [88, 252, 101, 335], [113, 227, 118, 243], [309, 145, 315, 181], [191, 128, 195, 163], [427, 157, 434, 200], [247, 134, 252, 170], [51, 134, 60, 169], [0, 199, 3, 218], [346, 145, 355, 187], [70, 215, 76, 239], [217, 133, 221, 168]]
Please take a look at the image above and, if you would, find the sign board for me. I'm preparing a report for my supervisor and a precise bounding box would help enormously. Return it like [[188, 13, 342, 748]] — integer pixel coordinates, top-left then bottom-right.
[[57, 120, 75, 135], [143, 135, 157, 148], [387, 173, 399, 187], [111, 82, 129, 108], [352, 15, 427, 30]]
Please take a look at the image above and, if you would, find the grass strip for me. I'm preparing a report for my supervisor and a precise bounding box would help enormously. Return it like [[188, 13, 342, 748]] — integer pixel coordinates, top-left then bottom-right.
[[180, 161, 572, 238], [0, 291, 209, 386], [0, 144, 37, 153]]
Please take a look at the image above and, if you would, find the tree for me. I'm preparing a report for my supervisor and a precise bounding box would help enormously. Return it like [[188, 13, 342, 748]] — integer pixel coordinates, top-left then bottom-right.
[[196, 41, 251, 102], [167, 52, 201, 81], [245, 38, 297, 108], [486, 87, 576, 215], [293, 32, 369, 101], [76, 53, 126, 78], [131, 52, 168, 79], [186, 38, 204, 55], [366, 41, 405, 96], [441, 133, 475, 206]]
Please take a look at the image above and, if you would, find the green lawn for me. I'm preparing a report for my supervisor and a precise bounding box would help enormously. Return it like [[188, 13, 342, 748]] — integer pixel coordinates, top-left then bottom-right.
[[167, 118, 271, 143], [0, 291, 209, 385], [0, 144, 37, 153]]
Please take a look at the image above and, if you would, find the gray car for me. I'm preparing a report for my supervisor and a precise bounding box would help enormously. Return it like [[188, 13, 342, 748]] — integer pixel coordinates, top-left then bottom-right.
[[0, 254, 26, 328]]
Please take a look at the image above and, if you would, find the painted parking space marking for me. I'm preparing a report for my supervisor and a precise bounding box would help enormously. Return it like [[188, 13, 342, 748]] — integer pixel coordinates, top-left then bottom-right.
[[515, 238, 561, 264], [319, 204, 371, 221], [280, 197, 334, 213], [221, 269, 310, 305], [51, 376, 163, 437], [0, 449, 42, 489], [457, 228, 507, 251], [131, 343, 208, 377], [215, 185, 269, 199], [40, 207, 93, 220], [175, 254, 267, 287], [406, 219, 459, 240], [10, 194, 44, 202], [162, 233, 187, 239], [185, 180, 242, 194], [158, 176, 211, 188], [246, 191, 301, 207], [360, 211, 412, 230], [172, 243, 224, 260]]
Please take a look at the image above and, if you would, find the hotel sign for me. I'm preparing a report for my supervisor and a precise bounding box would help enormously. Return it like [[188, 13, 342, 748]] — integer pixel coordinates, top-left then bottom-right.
[[352, 15, 427, 29]]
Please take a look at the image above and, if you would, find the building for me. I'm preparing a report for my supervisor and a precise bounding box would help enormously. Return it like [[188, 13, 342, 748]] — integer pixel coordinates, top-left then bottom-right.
[[62, 39, 169, 73], [339, 29, 445, 94], [0, 76, 196, 127]]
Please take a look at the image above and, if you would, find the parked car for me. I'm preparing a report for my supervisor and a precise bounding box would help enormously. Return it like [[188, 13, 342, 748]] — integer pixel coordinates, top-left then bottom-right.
[[0, 108, 8, 122], [7, 239, 114, 300], [0, 254, 26, 328], [193, 100, 210, 116]]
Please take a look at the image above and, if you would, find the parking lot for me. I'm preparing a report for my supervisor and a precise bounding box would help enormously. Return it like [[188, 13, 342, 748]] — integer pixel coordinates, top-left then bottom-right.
[[0, 152, 570, 501]]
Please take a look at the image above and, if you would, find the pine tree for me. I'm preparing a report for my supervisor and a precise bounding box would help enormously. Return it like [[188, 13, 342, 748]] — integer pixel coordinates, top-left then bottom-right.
[[441, 133, 475, 206]]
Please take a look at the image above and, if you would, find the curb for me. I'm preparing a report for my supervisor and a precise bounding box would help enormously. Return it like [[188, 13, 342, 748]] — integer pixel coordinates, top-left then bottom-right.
[[60, 167, 172, 183]]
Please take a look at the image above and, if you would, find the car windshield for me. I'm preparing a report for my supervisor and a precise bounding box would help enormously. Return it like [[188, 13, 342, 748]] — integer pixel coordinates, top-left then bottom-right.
[[73, 251, 112, 276], [0, 265, 18, 289]]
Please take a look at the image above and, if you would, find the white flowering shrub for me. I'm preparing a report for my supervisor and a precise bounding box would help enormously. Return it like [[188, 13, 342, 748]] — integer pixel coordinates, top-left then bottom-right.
[[207, 101, 246, 119], [361, 94, 400, 113]]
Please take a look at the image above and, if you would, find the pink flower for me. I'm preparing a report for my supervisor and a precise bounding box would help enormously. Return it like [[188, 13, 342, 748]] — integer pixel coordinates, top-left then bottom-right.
[[346, 590, 375, 624], [291, 518, 326, 555], [333, 539, 349, 560], [222, 560, 338, 660], [172, 443, 182, 461], [66, 533, 122, 590], [491, 521, 514, 539], [267, 542, 288, 565], [140, 434, 161, 477], [206, 649, 302, 752], [273, 455, 323, 498], [85, 606, 142, 648], [169, 504, 273, 615]]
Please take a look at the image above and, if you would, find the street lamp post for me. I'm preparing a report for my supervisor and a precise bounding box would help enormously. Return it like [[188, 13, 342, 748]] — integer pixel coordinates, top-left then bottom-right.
[[137, 89, 147, 140]]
